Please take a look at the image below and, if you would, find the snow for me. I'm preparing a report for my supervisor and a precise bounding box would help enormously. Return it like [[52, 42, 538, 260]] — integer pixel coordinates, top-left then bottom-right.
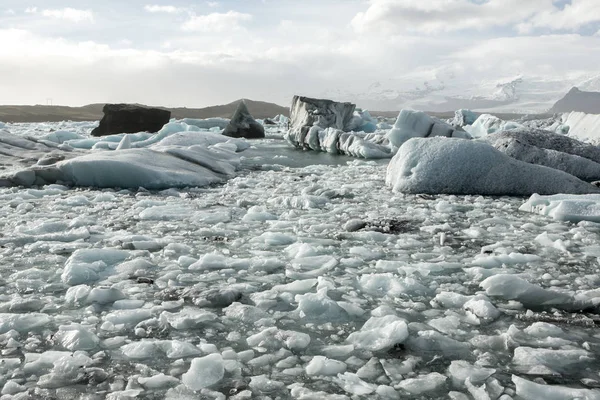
[[386, 137, 600, 195], [1, 119, 600, 399]]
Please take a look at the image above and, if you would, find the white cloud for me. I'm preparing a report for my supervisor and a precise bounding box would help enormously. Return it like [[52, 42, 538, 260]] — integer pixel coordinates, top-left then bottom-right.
[[41, 8, 94, 23], [144, 5, 185, 14], [516, 0, 600, 33], [24, 7, 37, 14], [207, 1, 219, 7], [352, 0, 551, 34], [182, 11, 252, 32]]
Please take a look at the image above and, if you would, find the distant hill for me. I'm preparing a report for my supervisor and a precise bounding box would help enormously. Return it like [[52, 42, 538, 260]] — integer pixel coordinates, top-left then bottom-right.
[[0, 99, 289, 123], [549, 87, 600, 114]]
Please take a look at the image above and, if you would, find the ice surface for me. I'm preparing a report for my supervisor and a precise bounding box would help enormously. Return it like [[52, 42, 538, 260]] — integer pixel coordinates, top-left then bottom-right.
[[386, 137, 600, 195]]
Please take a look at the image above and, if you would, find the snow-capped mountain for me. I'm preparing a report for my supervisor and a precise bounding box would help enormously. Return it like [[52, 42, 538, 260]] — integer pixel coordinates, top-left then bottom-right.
[[321, 74, 599, 114]]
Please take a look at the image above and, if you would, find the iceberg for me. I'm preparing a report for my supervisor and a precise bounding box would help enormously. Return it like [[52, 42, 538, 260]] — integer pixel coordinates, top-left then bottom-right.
[[386, 137, 600, 196], [387, 109, 470, 149], [482, 129, 600, 181], [465, 114, 523, 138]]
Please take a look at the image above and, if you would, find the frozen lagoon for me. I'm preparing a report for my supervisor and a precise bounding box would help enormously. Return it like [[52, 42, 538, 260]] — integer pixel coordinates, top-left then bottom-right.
[[0, 123, 600, 399]]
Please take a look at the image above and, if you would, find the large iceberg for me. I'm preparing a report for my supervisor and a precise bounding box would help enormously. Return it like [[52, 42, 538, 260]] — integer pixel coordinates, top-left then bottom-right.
[[482, 129, 600, 181], [386, 137, 600, 196], [2, 145, 240, 189], [1, 121, 247, 189]]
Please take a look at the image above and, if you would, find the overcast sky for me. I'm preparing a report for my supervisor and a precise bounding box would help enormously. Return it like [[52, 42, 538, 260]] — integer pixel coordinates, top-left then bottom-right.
[[1, 0, 599, 108]]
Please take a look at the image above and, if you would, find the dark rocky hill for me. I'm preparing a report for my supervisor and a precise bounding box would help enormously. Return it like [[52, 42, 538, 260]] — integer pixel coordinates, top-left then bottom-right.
[[0, 99, 289, 123], [549, 87, 600, 114]]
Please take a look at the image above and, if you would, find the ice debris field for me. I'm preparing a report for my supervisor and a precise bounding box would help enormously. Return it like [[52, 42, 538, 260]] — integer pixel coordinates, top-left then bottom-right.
[[1, 109, 600, 399]]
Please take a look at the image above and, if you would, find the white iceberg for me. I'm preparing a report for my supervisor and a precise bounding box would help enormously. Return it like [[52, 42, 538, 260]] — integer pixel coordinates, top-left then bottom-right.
[[386, 137, 599, 196]]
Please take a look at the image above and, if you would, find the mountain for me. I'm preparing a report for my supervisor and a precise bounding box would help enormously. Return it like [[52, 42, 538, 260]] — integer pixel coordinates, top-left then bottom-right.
[[548, 87, 600, 114], [0, 99, 289, 123]]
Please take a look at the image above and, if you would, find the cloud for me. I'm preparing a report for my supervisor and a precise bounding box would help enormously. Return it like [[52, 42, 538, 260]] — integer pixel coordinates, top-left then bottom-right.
[[182, 11, 252, 32], [40, 8, 94, 23], [516, 0, 600, 33], [352, 0, 550, 34], [24, 7, 37, 14], [350, 0, 600, 35], [144, 5, 186, 14]]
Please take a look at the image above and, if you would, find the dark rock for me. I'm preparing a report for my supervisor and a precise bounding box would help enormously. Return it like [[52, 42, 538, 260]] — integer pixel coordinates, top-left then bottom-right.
[[222, 101, 265, 139], [91, 104, 171, 137], [549, 87, 600, 114], [263, 118, 276, 125]]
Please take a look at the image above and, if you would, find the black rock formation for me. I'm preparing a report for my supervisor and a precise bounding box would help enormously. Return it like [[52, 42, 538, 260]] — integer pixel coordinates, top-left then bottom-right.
[[91, 104, 171, 137], [549, 87, 600, 114], [222, 101, 265, 139]]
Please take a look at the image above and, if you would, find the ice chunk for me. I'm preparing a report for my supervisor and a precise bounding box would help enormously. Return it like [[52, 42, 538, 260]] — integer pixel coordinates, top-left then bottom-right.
[[513, 347, 593, 373], [397, 372, 447, 395], [306, 356, 347, 376], [512, 375, 600, 400], [448, 360, 495, 388], [480, 274, 573, 308], [346, 315, 408, 351], [0, 313, 52, 333], [182, 354, 224, 390], [335, 373, 377, 395], [463, 298, 501, 322], [387, 109, 468, 148], [465, 114, 523, 138], [138, 373, 179, 390], [295, 288, 350, 321], [520, 193, 600, 223], [54, 324, 99, 351]]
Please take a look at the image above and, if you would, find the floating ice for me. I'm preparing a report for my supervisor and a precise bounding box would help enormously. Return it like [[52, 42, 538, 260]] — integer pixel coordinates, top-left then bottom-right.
[[512, 375, 600, 400], [482, 129, 600, 181], [387, 109, 470, 148], [465, 114, 523, 137], [386, 137, 599, 195], [182, 354, 224, 390], [346, 315, 409, 351], [520, 193, 600, 223]]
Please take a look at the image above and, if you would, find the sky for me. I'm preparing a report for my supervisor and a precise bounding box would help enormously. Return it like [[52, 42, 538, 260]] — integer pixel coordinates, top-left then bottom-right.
[[1, 0, 600, 109]]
